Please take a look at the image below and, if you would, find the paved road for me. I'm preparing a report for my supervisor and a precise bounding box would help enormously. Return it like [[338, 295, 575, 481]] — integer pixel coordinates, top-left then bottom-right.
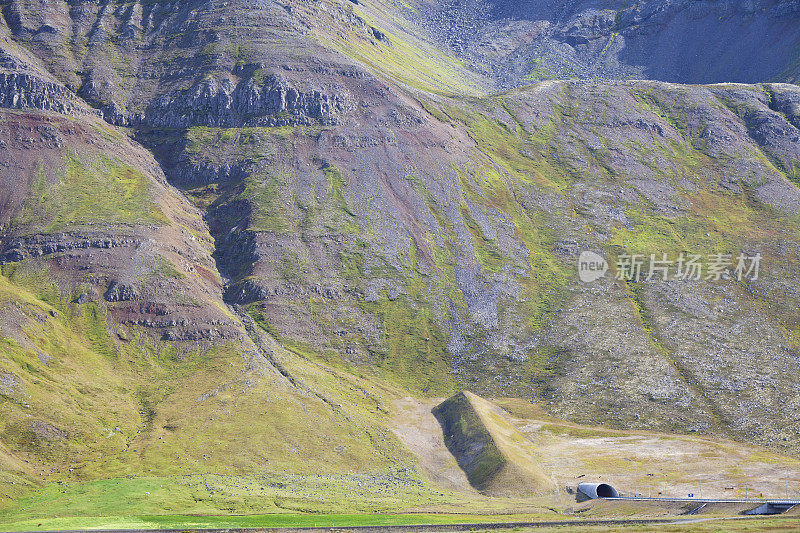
[[606, 496, 800, 504]]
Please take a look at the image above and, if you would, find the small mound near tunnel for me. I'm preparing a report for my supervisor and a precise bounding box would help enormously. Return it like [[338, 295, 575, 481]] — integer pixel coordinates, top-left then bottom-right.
[[433, 391, 554, 496]]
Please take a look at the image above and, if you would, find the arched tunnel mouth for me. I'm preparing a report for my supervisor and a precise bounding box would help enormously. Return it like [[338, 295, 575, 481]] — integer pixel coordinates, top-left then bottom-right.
[[596, 483, 619, 498]]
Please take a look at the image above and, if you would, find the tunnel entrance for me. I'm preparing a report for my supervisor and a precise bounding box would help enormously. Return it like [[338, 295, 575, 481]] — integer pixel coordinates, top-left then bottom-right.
[[596, 483, 618, 498], [577, 482, 620, 500]]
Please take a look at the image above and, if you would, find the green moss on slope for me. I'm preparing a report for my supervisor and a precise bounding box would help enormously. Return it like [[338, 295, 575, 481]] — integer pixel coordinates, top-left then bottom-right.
[[323, 165, 362, 234], [236, 173, 291, 233], [13, 154, 166, 233]]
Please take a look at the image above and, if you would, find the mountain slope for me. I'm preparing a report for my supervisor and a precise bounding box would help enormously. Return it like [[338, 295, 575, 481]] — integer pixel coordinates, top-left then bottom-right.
[[0, 6, 428, 508], [206, 77, 800, 450], [1, 0, 800, 522]]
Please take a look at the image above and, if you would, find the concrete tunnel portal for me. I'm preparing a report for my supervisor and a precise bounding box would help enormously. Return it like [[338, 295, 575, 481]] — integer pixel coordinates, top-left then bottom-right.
[[578, 482, 620, 499]]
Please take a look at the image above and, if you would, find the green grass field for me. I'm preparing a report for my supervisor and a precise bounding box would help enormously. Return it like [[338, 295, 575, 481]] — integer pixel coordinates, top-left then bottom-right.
[[0, 512, 567, 532], [3, 511, 800, 532]]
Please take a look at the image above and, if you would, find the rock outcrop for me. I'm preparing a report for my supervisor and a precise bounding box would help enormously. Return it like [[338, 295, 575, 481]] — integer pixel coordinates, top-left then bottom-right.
[[0, 72, 95, 116], [109, 74, 352, 128]]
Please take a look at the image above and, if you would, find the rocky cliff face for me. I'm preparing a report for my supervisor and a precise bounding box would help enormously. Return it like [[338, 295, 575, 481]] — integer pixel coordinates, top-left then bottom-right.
[[106, 72, 354, 128], [0, 72, 95, 116]]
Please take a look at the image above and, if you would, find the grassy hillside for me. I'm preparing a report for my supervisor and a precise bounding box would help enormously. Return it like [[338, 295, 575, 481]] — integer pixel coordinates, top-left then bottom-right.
[[6, 390, 800, 528], [0, 262, 445, 518]]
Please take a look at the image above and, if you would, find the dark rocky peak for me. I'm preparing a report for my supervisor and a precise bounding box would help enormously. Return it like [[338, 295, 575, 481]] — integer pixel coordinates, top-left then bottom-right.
[[419, 0, 800, 87]]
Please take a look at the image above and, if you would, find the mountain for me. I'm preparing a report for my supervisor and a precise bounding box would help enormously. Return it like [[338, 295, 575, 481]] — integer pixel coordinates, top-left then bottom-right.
[[1, 0, 800, 523], [420, 0, 800, 88]]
